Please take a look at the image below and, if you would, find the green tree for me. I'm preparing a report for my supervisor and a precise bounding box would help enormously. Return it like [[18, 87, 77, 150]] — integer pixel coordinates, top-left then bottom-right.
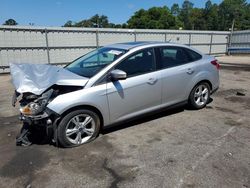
[[62, 0, 250, 31], [218, 0, 249, 30], [127, 9, 147, 29], [205, 0, 212, 13], [64, 20, 74, 27], [189, 8, 206, 30], [63, 14, 113, 28], [203, 1, 219, 30], [74, 19, 92, 27], [241, 4, 250, 30], [171, 3, 180, 16], [179, 0, 194, 29], [3, 19, 18, 25], [121, 23, 128, 28], [89, 14, 109, 28], [127, 6, 182, 29]]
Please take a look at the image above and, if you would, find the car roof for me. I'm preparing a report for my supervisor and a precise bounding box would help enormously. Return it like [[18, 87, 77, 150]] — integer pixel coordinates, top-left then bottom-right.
[[105, 41, 203, 55], [106, 41, 167, 50]]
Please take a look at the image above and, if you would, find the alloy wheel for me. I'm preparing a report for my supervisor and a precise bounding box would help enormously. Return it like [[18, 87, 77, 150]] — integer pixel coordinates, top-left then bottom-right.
[[194, 84, 209, 106], [65, 114, 96, 145]]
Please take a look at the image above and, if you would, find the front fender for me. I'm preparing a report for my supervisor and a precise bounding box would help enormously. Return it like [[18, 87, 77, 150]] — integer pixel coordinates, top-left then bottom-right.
[[47, 85, 110, 125]]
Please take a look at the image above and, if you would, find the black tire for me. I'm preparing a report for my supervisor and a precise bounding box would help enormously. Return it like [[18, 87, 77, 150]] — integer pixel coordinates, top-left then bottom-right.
[[57, 109, 100, 148], [188, 82, 210, 109]]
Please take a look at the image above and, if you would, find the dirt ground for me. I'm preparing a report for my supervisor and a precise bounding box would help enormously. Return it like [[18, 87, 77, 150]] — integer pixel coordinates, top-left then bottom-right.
[[0, 60, 250, 188]]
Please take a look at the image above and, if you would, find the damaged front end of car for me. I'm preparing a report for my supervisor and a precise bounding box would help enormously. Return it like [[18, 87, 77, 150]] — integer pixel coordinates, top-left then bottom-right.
[[14, 86, 84, 146], [10, 63, 88, 146], [18, 89, 54, 120], [13, 89, 58, 146]]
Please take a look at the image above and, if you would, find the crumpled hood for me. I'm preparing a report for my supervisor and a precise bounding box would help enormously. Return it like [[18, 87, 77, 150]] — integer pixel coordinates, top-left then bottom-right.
[[10, 63, 89, 95]]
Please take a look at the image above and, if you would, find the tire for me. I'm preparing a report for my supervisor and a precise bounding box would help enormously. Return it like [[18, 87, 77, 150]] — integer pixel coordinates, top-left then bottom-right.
[[57, 109, 100, 148], [188, 82, 210, 109]]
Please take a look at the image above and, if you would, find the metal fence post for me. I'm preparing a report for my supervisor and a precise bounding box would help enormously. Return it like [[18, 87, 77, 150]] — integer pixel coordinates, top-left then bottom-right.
[[44, 28, 51, 64], [96, 29, 99, 48], [226, 34, 230, 55], [209, 33, 213, 55], [188, 33, 191, 46], [228, 19, 235, 55], [134, 30, 137, 42], [164, 33, 167, 42]]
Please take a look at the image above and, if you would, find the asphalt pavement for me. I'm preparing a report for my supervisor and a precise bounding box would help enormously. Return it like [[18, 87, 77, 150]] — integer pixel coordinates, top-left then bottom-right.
[[0, 57, 250, 188]]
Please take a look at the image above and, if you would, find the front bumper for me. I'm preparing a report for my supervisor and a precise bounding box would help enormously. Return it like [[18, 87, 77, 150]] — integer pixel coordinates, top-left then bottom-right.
[[19, 107, 59, 125], [19, 107, 61, 146]]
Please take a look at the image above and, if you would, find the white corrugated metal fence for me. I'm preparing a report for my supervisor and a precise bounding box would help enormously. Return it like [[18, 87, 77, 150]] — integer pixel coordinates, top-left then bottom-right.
[[0, 26, 230, 73], [229, 30, 250, 54]]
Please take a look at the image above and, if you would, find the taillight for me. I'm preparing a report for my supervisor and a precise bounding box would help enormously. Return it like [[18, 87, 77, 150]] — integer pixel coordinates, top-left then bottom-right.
[[211, 60, 220, 70]]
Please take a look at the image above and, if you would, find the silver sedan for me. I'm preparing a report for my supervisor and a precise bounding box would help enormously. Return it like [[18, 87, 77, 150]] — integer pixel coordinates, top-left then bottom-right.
[[11, 41, 220, 147]]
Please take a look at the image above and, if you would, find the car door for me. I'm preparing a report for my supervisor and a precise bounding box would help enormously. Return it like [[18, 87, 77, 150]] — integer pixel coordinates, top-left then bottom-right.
[[156, 46, 201, 106], [106, 48, 162, 123]]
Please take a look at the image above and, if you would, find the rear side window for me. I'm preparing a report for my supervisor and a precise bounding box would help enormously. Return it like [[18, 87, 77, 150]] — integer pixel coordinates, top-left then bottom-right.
[[159, 47, 190, 69], [185, 48, 202, 61]]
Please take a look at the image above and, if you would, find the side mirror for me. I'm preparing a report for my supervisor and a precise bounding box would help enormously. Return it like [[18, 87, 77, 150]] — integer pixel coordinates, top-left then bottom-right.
[[110, 69, 127, 81]]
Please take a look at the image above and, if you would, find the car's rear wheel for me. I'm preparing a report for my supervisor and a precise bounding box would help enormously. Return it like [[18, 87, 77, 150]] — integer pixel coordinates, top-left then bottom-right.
[[57, 109, 100, 147], [189, 82, 210, 109]]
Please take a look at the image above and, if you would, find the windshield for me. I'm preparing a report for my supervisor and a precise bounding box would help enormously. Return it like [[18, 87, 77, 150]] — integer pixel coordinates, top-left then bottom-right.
[[65, 47, 127, 78]]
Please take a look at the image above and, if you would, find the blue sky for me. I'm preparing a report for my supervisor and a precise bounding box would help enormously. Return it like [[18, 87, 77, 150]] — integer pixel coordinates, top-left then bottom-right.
[[0, 0, 246, 26]]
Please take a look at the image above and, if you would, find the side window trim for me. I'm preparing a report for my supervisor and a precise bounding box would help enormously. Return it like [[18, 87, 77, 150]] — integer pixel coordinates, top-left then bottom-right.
[[157, 46, 198, 70], [184, 48, 202, 62], [93, 47, 157, 86], [114, 47, 157, 79], [154, 47, 162, 70]]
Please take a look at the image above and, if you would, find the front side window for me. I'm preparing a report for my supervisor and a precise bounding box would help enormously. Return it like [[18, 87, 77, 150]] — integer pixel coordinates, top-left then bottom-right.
[[159, 47, 190, 69], [115, 48, 155, 77], [66, 47, 127, 78]]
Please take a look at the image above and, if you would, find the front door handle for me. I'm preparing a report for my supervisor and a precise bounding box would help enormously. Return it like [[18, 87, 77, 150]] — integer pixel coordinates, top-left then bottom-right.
[[186, 68, 194, 75], [147, 78, 157, 85]]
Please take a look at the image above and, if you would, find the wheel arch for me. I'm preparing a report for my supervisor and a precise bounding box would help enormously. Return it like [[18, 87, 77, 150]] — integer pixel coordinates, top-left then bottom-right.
[[186, 79, 212, 100], [59, 105, 104, 129], [194, 79, 212, 91]]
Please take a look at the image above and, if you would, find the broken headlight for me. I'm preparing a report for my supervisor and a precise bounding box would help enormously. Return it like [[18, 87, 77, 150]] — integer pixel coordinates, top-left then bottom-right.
[[20, 89, 54, 116]]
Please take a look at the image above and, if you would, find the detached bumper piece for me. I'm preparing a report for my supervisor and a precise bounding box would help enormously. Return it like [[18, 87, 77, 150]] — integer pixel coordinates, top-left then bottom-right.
[[16, 109, 60, 146], [16, 123, 32, 146]]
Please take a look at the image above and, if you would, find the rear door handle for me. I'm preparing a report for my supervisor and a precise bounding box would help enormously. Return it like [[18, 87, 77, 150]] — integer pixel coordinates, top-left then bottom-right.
[[147, 77, 157, 85], [186, 68, 194, 75]]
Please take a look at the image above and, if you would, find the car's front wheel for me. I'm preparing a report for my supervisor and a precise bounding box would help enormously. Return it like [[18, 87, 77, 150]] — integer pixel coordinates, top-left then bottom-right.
[[189, 82, 210, 109], [57, 109, 100, 147]]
